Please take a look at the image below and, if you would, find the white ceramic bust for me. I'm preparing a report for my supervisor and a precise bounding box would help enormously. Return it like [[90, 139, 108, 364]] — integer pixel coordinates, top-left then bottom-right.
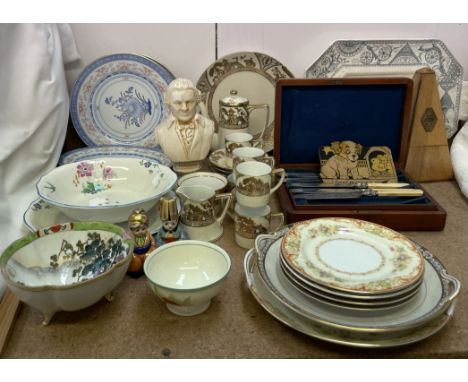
[[156, 78, 214, 173]]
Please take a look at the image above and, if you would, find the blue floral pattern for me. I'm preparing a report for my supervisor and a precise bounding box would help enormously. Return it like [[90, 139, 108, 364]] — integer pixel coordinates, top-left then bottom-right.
[[105, 87, 152, 129]]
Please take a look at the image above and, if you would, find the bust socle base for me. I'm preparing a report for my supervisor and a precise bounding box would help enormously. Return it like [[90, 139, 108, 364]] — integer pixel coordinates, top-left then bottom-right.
[[172, 160, 204, 174]]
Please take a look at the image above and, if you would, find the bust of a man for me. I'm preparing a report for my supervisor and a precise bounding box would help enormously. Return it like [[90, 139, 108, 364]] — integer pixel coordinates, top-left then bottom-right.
[[155, 78, 214, 173]]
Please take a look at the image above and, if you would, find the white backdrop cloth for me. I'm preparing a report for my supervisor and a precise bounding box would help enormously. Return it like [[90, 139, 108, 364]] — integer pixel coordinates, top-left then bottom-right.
[[0, 24, 80, 297], [451, 120, 468, 200]]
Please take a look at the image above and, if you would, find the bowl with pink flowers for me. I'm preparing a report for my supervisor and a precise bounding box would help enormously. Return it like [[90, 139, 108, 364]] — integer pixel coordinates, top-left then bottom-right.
[[36, 157, 177, 223]]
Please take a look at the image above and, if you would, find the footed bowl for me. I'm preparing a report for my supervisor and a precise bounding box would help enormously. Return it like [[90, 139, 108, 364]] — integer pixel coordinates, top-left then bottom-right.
[[0, 222, 133, 325]]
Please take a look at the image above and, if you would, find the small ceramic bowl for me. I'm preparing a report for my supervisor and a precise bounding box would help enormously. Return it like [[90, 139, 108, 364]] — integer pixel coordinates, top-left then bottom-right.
[[0, 222, 133, 325], [36, 157, 177, 223], [144, 240, 231, 316]]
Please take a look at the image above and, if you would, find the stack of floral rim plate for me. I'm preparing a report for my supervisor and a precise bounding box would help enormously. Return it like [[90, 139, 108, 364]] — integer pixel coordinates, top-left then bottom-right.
[[279, 218, 425, 310], [244, 217, 460, 348]]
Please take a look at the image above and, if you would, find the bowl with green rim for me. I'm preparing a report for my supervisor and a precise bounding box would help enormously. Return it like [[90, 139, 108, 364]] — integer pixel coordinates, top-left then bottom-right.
[[0, 221, 133, 325]]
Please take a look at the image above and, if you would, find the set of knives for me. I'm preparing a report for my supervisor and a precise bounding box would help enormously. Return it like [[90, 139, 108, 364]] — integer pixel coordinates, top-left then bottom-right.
[[285, 171, 424, 200]]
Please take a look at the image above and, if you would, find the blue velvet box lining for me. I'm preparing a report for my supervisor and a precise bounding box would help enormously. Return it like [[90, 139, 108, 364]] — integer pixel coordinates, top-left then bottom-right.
[[278, 84, 408, 165]]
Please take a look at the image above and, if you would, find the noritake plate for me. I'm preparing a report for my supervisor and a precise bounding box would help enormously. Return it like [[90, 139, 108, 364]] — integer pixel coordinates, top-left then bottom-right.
[[70, 53, 175, 147], [196, 51, 294, 152], [59, 145, 172, 167], [279, 261, 421, 311], [281, 218, 424, 295], [306, 40, 463, 138], [209, 149, 233, 172], [279, 251, 423, 302], [23, 198, 162, 235], [254, 226, 459, 333], [244, 249, 456, 348]]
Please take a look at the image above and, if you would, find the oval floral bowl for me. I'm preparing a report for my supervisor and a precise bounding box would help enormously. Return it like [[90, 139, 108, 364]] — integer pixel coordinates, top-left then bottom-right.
[[36, 157, 177, 223], [0, 222, 134, 325]]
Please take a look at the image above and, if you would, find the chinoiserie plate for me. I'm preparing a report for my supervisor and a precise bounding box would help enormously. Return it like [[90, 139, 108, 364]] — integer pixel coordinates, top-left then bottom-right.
[[59, 145, 172, 167], [281, 218, 424, 295], [254, 226, 459, 334], [70, 53, 175, 147], [244, 248, 456, 348], [23, 198, 162, 235], [196, 51, 294, 153], [306, 40, 463, 138]]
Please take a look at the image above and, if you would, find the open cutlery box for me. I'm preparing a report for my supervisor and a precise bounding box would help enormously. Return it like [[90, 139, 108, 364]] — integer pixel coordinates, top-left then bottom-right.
[[274, 78, 446, 230]]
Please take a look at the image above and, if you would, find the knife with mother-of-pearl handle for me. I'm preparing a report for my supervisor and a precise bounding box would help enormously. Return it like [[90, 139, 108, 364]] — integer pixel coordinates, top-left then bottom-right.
[[293, 188, 424, 199]]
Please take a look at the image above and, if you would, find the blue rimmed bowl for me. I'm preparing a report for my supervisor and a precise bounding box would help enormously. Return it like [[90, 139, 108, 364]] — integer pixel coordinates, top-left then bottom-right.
[[36, 157, 177, 223]]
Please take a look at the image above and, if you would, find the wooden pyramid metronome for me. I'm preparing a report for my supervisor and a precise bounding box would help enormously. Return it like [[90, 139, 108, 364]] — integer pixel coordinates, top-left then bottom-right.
[[404, 68, 454, 181]]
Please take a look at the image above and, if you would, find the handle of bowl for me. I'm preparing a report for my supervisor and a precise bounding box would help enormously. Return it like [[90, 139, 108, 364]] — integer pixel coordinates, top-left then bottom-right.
[[269, 212, 285, 233], [254, 231, 282, 260], [215, 192, 232, 225], [243, 248, 256, 287], [441, 270, 461, 304], [438, 270, 461, 318], [247, 103, 270, 146], [270, 168, 286, 195]]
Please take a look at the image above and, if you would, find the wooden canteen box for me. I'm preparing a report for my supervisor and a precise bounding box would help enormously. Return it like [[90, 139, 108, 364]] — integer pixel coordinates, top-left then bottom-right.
[[274, 78, 446, 231]]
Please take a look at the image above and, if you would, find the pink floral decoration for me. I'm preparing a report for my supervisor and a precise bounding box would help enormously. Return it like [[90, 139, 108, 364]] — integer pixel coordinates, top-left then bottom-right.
[[76, 162, 94, 177], [102, 167, 115, 180]]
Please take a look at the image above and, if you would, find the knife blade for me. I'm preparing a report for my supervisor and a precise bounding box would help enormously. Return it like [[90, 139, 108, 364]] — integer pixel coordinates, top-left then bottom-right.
[[293, 188, 424, 200], [287, 182, 410, 190]]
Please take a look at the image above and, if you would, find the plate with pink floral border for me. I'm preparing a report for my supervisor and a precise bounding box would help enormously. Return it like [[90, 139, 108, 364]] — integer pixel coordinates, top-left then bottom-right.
[[281, 218, 424, 295]]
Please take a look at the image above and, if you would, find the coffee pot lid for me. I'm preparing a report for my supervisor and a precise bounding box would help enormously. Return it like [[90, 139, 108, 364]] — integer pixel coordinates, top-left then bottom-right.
[[220, 89, 249, 107]]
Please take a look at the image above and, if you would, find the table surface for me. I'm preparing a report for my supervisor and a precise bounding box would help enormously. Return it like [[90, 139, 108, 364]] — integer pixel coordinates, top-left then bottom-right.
[[3, 181, 468, 358]]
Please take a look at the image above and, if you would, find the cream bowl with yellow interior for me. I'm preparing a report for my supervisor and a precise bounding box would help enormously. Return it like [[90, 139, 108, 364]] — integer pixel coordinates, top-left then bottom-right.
[[144, 240, 231, 316], [0, 222, 134, 325], [36, 157, 177, 223]]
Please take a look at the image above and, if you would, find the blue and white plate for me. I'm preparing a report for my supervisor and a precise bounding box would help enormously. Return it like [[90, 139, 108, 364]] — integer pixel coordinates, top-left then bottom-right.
[[306, 40, 463, 138], [70, 53, 175, 147], [59, 145, 172, 167]]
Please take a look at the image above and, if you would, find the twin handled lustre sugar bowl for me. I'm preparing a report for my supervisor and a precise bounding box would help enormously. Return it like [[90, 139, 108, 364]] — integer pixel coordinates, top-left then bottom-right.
[[36, 157, 177, 223], [218, 89, 269, 149], [0, 221, 133, 325], [144, 240, 231, 316]]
